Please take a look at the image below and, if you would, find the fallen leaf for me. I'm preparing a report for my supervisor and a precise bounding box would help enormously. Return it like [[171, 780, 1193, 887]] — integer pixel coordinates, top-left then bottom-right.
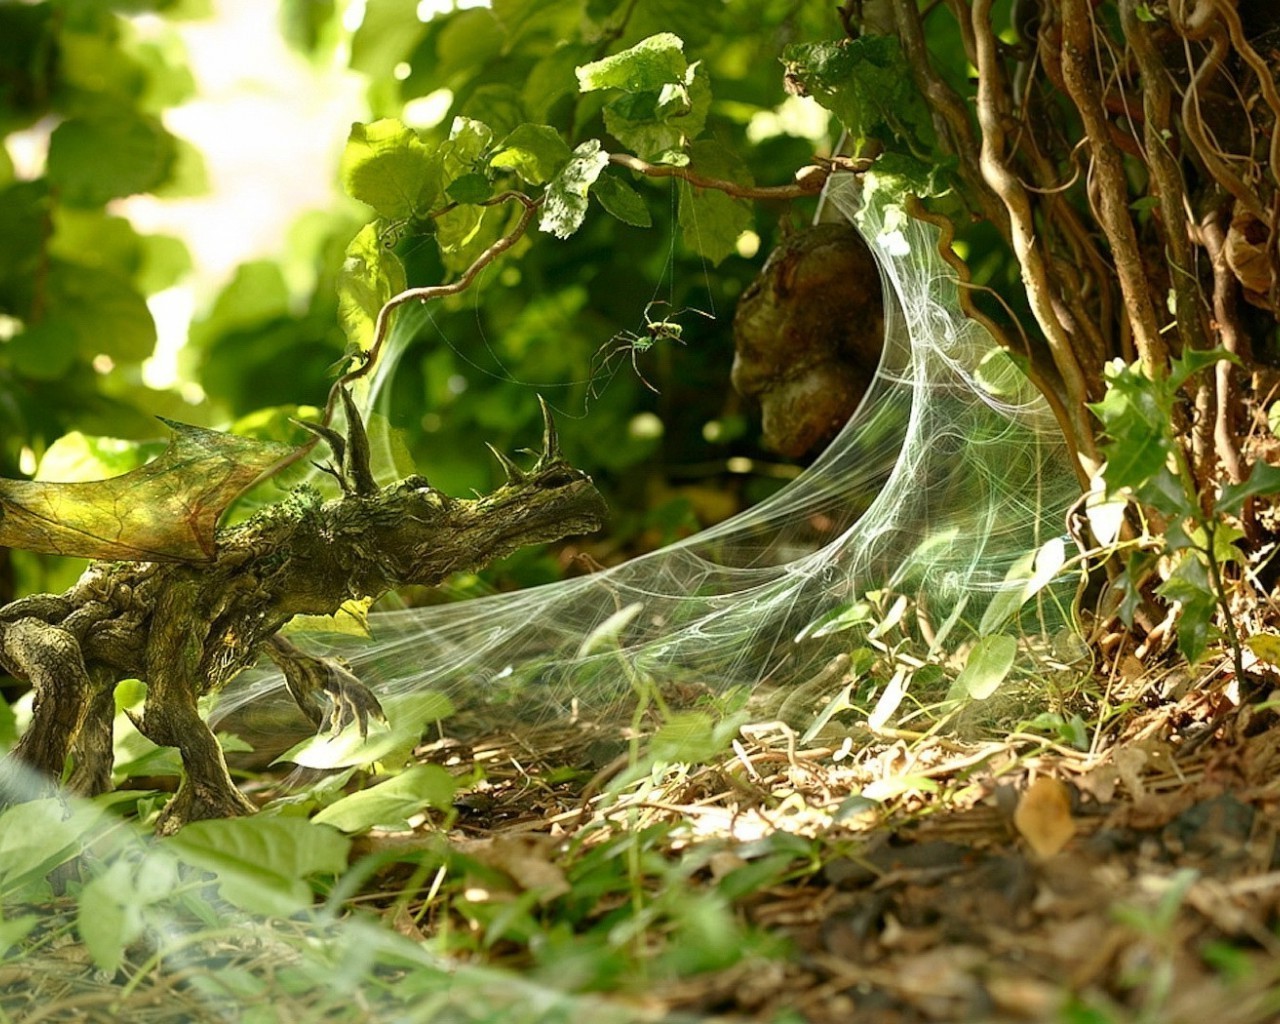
[[1014, 777, 1075, 858]]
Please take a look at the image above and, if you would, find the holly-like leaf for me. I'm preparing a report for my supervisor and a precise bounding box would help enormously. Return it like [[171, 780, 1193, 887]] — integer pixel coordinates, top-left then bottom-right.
[[0, 423, 297, 563], [540, 139, 610, 239]]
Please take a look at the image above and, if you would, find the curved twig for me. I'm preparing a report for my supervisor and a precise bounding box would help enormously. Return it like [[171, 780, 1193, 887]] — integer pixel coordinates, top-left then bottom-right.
[[971, 0, 1098, 472], [1059, 0, 1168, 377]]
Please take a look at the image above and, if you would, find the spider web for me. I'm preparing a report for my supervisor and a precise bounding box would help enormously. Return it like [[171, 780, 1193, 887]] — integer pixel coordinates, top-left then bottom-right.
[[0, 173, 1084, 1024], [217, 173, 1082, 734]]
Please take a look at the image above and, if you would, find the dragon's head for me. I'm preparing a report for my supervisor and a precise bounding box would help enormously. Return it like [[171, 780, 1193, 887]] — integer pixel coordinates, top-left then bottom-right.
[[323, 396, 606, 589]]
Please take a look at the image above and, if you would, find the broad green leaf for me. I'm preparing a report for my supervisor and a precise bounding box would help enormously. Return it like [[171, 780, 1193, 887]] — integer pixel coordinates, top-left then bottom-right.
[[48, 261, 157, 363], [956, 634, 1019, 700], [336, 222, 407, 353], [77, 860, 149, 973], [164, 817, 351, 917], [576, 33, 687, 93], [349, 0, 423, 77], [47, 111, 176, 206], [592, 171, 652, 227], [540, 139, 610, 239], [1168, 346, 1240, 393], [446, 171, 493, 204], [0, 799, 106, 896], [6, 320, 77, 381], [491, 0, 580, 46], [600, 61, 711, 159], [313, 764, 458, 832], [0, 913, 36, 955], [0, 422, 295, 562], [490, 123, 573, 186], [649, 711, 739, 764], [340, 119, 436, 220], [577, 602, 644, 656], [677, 140, 752, 264]]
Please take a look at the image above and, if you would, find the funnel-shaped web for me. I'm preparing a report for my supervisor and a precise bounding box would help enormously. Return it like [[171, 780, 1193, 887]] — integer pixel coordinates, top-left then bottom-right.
[[216, 174, 1082, 731]]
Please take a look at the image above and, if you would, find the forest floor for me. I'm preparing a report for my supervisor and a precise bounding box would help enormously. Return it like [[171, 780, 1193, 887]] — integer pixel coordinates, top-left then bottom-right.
[[5, 659, 1280, 1023]]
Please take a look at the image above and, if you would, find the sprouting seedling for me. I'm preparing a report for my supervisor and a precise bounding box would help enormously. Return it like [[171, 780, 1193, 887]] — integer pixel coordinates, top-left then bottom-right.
[[589, 300, 714, 397]]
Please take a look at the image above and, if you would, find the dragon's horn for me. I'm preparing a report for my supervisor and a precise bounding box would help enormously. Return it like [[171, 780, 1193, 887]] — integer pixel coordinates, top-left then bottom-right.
[[535, 396, 560, 466], [339, 387, 379, 496], [485, 443, 528, 485]]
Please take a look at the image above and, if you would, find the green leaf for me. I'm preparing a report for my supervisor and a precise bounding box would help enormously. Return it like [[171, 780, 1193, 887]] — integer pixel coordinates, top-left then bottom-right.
[[650, 711, 739, 764], [575, 33, 688, 93], [592, 171, 652, 227], [164, 817, 351, 917], [955, 634, 1019, 699], [490, 123, 573, 186], [1157, 554, 1218, 663], [0, 421, 295, 562], [313, 764, 459, 832], [1219, 460, 1280, 517], [7, 320, 78, 381], [77, 860, 148, 974], [1168, 347, 1239, 393], [677, 140, 752, 264], [781, 37, 931, 147], [600, 61, 710, 159], [47, 262, 157, 363], [445, 171, 493, 204], [540, 139, 610, 239], [340, 119, 436, 220], [336, 222, 407, 353], [0, 799, 106, 897], [47, 112, 176, 206], [349, 0, 424, 77]]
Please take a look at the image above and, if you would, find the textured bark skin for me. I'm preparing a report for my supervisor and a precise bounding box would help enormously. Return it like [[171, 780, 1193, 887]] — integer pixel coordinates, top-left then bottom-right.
[[0, 403, 605, 833]]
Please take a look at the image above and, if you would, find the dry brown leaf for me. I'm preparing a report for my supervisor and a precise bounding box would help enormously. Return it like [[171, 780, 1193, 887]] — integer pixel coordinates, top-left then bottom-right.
[[1014, 777, 1076, 858], [458, 835, 570, 903]]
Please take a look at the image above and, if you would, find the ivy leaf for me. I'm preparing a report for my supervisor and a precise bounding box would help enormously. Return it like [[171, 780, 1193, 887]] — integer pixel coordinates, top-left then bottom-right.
[[591, 171, 652, 227], [677, 140, 752, 264], [340, 119, 437, 220], [336, 222, 406, 354], [490, 123, 573, 186], [540, 139, 610, 239], [0, 423, 296, 562]]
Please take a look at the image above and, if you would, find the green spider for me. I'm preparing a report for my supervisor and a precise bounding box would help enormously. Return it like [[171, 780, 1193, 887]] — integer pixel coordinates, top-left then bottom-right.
[[589, 300, 714, 397]]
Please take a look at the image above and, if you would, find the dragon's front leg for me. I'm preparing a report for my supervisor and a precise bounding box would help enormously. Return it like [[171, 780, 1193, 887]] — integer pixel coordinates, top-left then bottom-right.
[[134, 583, 255, 834], [265, 635, 387, 738]]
